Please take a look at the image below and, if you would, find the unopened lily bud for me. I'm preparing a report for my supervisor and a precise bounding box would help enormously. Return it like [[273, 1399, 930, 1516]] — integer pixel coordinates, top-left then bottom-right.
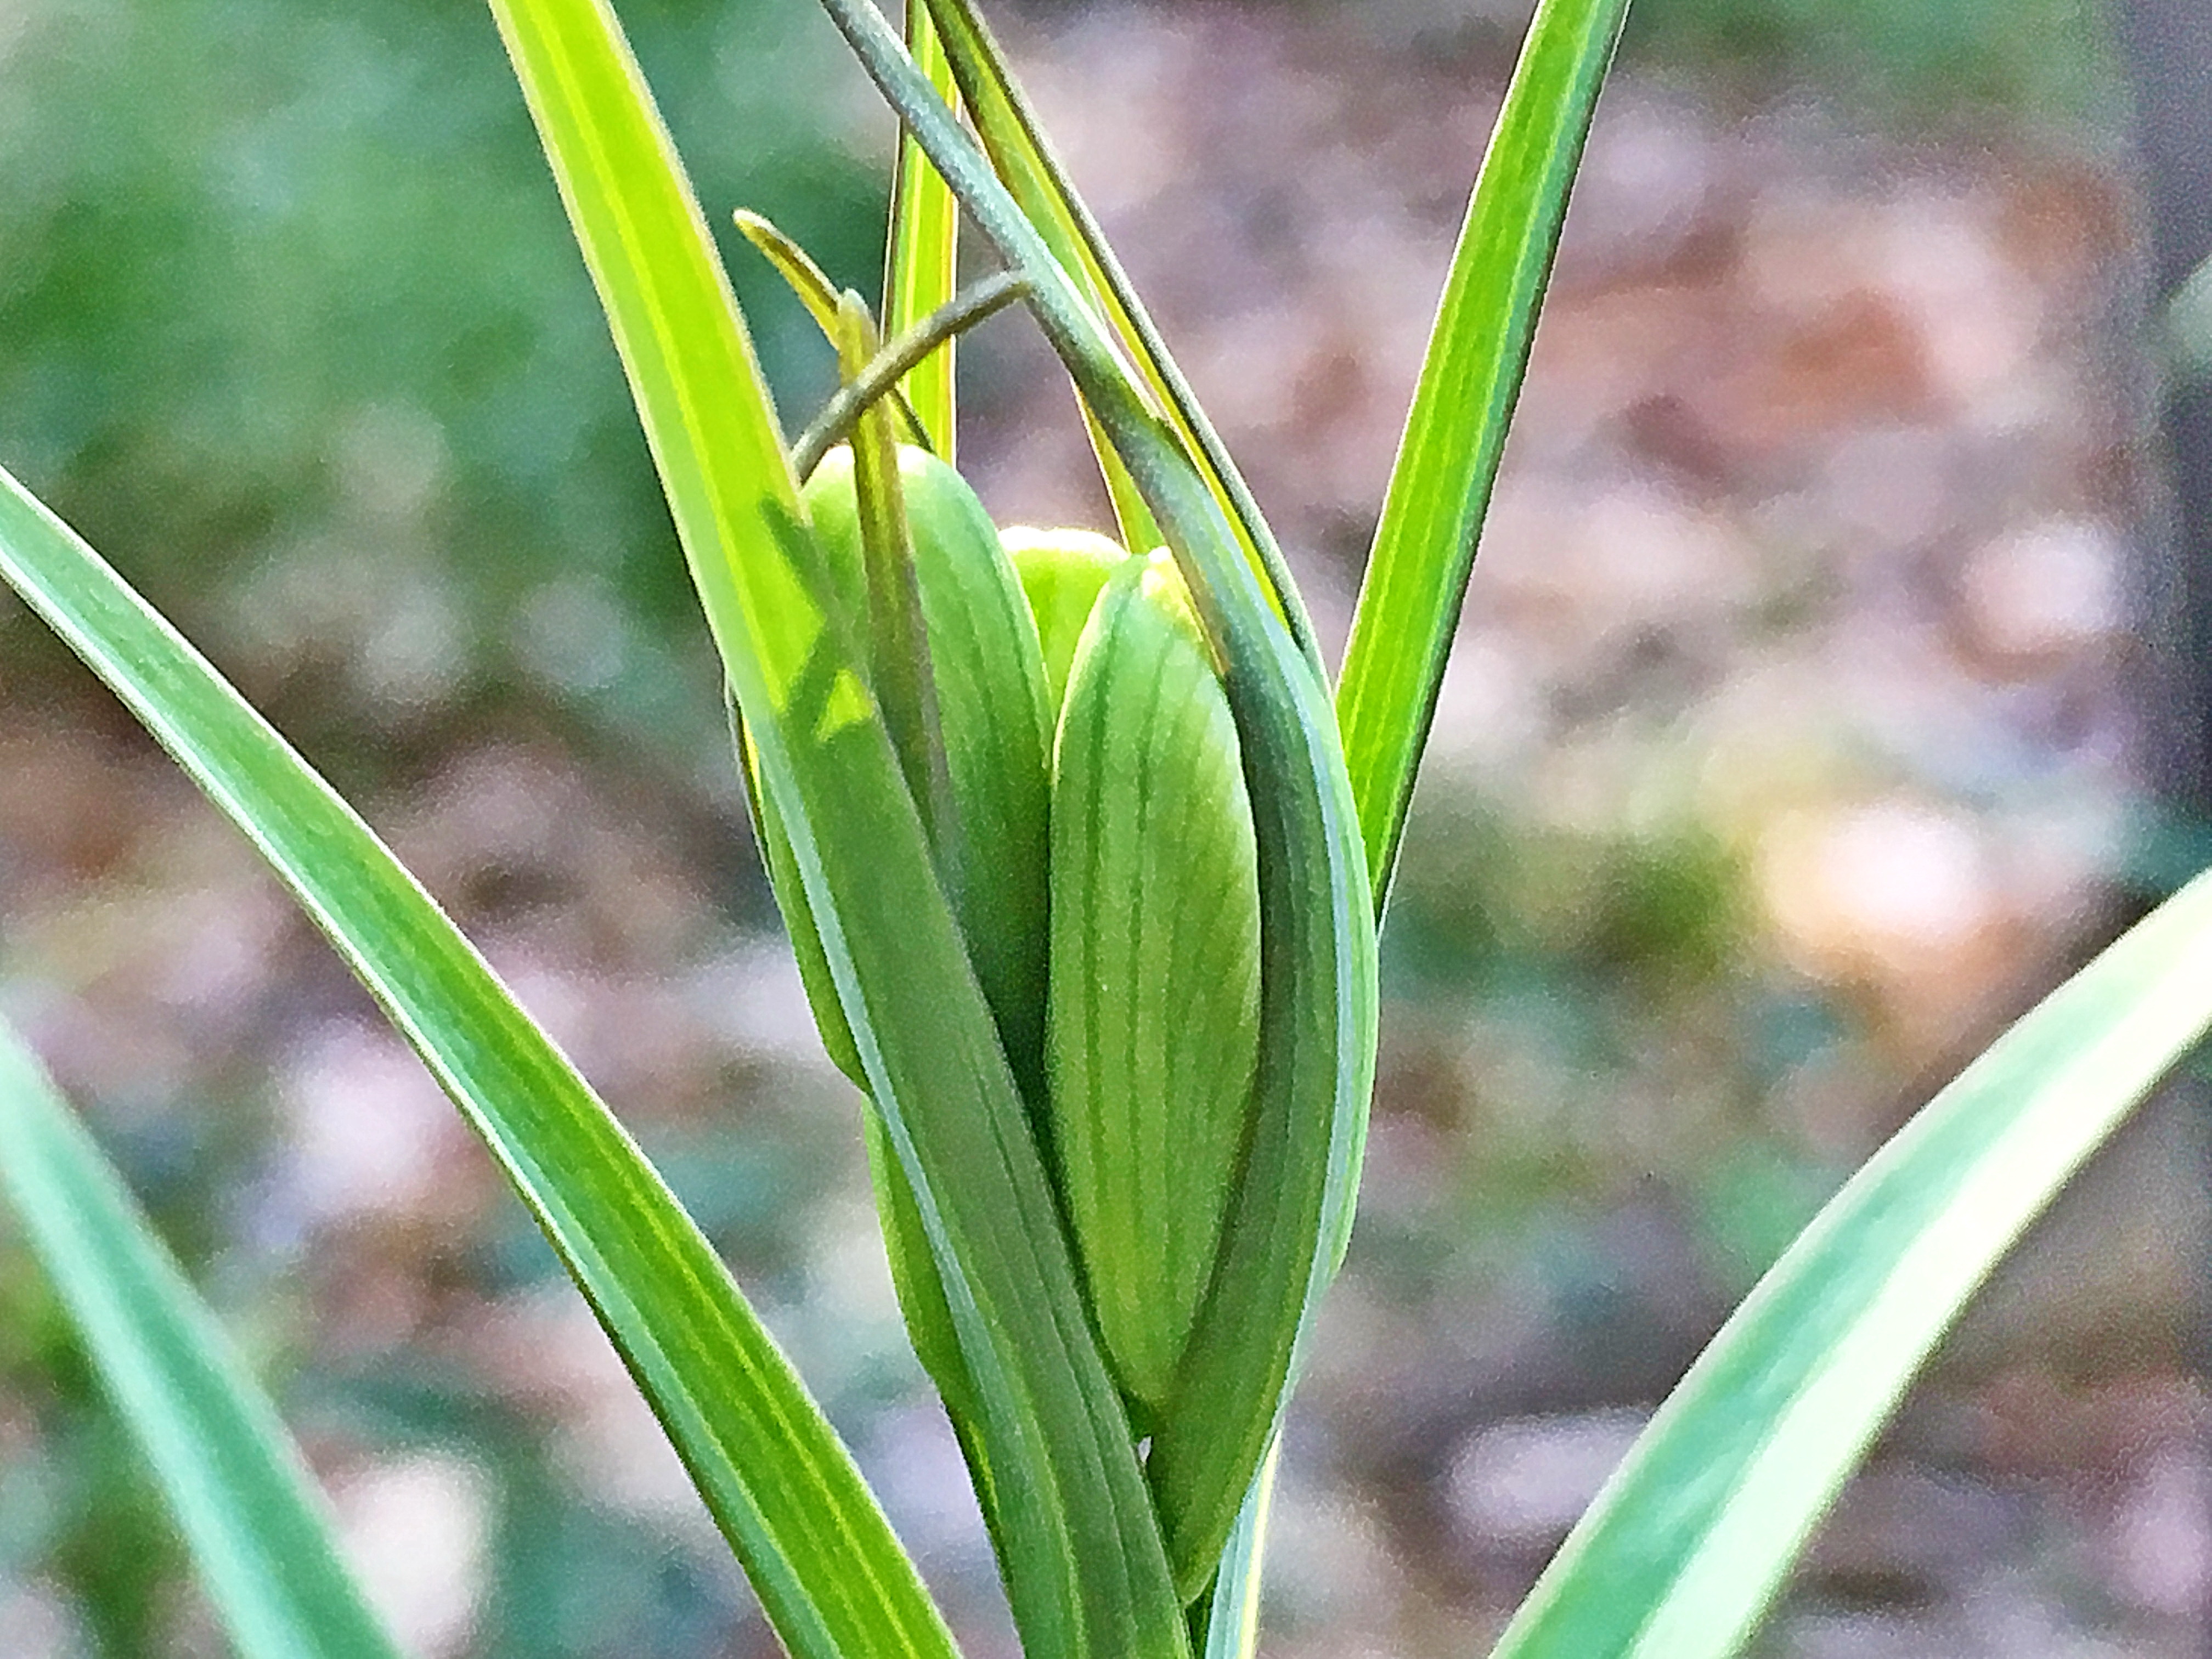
[[1045, 548, 1262, 1413]]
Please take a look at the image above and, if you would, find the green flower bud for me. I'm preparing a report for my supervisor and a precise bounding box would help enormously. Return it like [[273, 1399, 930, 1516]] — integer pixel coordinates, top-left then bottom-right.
[[760, 443, 1053, 1099], [1045, 548, 1262, 1414], [746, 442, 1052, 1422]]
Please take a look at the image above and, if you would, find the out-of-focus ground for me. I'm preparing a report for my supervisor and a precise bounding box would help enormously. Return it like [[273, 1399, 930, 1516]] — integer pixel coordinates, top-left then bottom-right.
[[1, 0, 2202, 1655]]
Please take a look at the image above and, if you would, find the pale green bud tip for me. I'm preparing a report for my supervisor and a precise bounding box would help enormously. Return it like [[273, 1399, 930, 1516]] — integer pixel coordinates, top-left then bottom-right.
[[1005, 526, 1130, 723]]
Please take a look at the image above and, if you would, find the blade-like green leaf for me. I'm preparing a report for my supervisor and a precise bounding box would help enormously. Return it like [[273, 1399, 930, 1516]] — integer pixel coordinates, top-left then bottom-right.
[[0, 467, 958, 1659], [483, 1, 1189, 1652], [884, 0, 961, 454], [1491, 868, 2212, 1659], [1195, 1439, 1278, 1659], [0, 1023, 403, 1659], [815, 0, 1377, 1601], [1335, 0, 1628, 907], [836, 294, 946, 829], [913, 0, 1322, 673], [735, 205, 851, 342]]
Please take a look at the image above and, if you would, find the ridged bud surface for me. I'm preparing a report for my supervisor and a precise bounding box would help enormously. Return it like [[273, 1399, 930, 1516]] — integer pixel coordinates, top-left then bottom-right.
[[1046, 549, 1262, 1412]]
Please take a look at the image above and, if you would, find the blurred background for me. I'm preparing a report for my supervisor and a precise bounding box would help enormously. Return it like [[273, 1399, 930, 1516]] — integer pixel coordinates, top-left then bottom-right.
[[0, 0, 2202, 1653]]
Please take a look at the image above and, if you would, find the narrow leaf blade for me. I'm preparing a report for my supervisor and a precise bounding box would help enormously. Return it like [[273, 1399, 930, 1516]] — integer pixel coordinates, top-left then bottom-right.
[[1197, 1441, 1278, 1659], [0, 1023, 403, 1659], [1336, 0, 1629, 906], [1491, 870, 2212, 1658], [884, 0, 961, 454], [0, 467, 958, 1659]]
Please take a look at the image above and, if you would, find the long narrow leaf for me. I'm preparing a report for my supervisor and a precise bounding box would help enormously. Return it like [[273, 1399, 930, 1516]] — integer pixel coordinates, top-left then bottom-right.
[[1335, 0, 1628, 907], [0, 468, 958, 1659], [883, 0, 961, 454], [1491, 868, 2212, 1658], [0, 1024, 403, 1659], [916, 0, 1323, 674], [1196, 1439, 1278, 1659], [483, 1, 1189, 1652], [815, 0, 1377, 1602]]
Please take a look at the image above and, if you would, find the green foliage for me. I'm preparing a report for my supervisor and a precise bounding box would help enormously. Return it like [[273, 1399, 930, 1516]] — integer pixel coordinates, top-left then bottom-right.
[[0, 1, 2203, 1657], [1339, 0, 1630, 904], [1491, 867, 2212, 1659], [0, 454, 958, 1659], [0, 1026, 400, 1659]]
